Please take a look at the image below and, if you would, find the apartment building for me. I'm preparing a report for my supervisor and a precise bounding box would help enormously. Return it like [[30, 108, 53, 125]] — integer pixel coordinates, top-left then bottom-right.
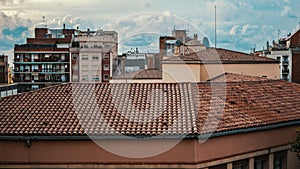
[[14, 27, 75, 92], [159, 29, 206, 56], [264, 28, 300, 83], [111, 48, 279, 83], [114, 48, 161, 76], [0, 54, 8, 84], [70, 29, 118, 82], [265, 50, 292, 81]]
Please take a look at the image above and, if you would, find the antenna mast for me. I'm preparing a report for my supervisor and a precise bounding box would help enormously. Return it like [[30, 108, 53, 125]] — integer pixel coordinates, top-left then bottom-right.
[[278, 29, 280, 42], [42, 16, 47, 28], [214, 6, 217, 48]]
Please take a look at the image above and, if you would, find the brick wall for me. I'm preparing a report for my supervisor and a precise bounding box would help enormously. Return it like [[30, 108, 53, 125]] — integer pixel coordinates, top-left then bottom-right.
[[292, 51, 300, 83]]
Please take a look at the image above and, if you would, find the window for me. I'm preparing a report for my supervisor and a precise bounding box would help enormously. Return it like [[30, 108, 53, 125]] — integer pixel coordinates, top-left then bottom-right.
[[33, 75, 39, 81], [233, 159, 248, 169], [45, 75, 51, 81], [104, 54, 109, 60], [209, 164, 227, 169], [276, 57, 280, 61], [254, 155, 268, 169], [92, 65, 99, 71], [92, 75, 100, 81], [82, 55, 89, 60], [61, 54, 65, 61], [54, 75, 60, 81], [72, 75, 79, 81], [274, 151, 287, 169], [103, 74, 109, 81], [32, 65, 38, 72], [31, 85, 39, 90], [73, 64, 78, 71], [104, 64, 109, 71], [82, 75, 89, 81], [254, 160, 264, 169], [82, 65, 88, 71], [92, 56, 99, 60], [72, 54, 78, 60]]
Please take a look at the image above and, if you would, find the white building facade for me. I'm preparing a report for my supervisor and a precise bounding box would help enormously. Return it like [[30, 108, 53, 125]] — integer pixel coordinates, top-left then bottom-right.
[[70, 29, 118, 82], [266, 50, 292, 81]]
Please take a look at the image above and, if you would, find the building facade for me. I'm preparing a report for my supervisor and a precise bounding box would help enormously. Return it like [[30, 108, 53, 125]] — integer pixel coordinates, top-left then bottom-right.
[[159, 29, 206, 56], [0, 83, 18, 97], [0, 54, 8, 84], [265, 50, 292, 81], [111, 48, 279, 83], [14, 27, 75, 92], [70, 29, 118, 82], [264, 28, 300, 83]]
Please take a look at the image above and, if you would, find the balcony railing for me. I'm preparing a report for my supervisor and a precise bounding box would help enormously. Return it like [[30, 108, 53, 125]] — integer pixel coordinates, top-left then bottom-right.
[[282, 60, 289, 65], [15, 79, 68, 83], [282, 69, 289, 74], [14, 57, 69, 63]]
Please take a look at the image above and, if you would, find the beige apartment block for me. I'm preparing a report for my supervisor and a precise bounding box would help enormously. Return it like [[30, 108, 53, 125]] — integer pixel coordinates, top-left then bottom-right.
[[111, 48, 279, 83], [70, 29, 118, 83]]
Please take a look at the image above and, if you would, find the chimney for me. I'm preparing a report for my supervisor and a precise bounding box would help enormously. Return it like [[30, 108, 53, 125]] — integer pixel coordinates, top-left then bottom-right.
[[194, 34, 198, 40]]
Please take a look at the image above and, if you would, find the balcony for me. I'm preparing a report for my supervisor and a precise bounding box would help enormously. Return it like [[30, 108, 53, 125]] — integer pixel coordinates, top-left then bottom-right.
[[15, 79, 68, 84], [282, 60, 289, 65], [14, 57, 69, 64]]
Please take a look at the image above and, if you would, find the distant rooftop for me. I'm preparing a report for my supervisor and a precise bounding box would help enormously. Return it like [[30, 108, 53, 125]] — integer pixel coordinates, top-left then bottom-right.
[[207, 72, 270, 82], [112, 68, 162, 79], [163, 48, 279, 64]]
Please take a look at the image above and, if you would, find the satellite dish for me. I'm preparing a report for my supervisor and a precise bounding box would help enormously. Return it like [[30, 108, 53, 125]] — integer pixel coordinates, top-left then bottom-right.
[[202, 37, 210, 48]]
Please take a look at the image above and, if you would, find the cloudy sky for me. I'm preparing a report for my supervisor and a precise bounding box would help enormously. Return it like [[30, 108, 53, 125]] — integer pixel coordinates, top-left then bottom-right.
[[1, 0, 300, 62]]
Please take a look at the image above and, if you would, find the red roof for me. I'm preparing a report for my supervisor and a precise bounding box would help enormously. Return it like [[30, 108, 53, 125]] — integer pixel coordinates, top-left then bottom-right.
[[207, 73, 270, 82], [0, 78, 300, 137], [113, 69, 162, 79], [163, 48, 278, 64]]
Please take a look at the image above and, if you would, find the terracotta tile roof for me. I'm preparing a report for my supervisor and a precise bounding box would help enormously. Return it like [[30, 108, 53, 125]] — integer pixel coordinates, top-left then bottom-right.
[[195, 80, 300, 133], [207, 73, 270, 82], [163, 48, 279, 64], [0, 79, 300, 137], [112, 69, 162, 79]]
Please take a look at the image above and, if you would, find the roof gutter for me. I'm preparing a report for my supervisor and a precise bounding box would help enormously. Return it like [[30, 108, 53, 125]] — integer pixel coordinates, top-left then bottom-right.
[[199, 120, 300, 139]]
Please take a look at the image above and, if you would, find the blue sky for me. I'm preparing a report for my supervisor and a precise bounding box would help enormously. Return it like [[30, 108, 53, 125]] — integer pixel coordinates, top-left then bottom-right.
[[1, 0, 300, 63]]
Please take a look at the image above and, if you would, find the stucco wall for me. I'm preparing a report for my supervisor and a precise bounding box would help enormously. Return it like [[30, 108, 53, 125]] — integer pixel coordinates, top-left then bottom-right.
[[200, 63, 280, 81], [0, 125, 299, 168], [162, 63, 200, 82]]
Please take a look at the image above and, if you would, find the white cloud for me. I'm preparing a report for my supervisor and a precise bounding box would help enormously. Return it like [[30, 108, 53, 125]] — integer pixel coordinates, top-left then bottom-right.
[[103, 11, 207, 53], [230, 25, 240, 35], [1, 0, 300, 56], [282, 6, 291, 16], [35, 15, 94, 30]]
